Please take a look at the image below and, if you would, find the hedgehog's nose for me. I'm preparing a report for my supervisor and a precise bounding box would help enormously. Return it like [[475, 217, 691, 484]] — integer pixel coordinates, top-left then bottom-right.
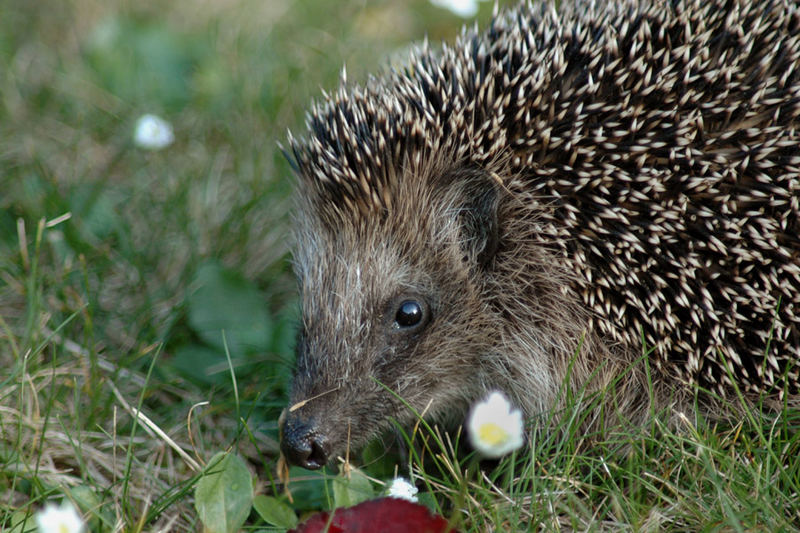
[[280, 414, 330, 470]]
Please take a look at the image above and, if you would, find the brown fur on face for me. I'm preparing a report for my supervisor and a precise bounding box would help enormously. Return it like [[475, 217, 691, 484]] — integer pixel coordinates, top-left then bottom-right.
[[288, 162, 507, 458], [281, 0, 800, 468]]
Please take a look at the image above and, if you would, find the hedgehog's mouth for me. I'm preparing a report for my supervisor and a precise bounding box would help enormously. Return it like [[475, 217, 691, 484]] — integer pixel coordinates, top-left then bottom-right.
[[280, 397, 412, 471]]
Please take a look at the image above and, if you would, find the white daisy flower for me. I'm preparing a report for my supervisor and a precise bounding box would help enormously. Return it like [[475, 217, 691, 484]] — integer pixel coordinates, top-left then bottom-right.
[[133, 113, 174, 150], [467, 391, 525, 458], [36, 501, 85, 533], [386, 477, 419, 502], [429, 0, 487, 18]]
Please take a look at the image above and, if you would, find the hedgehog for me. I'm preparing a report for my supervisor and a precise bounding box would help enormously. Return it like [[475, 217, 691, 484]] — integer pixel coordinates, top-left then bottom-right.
[[279, 0, 800, 470]]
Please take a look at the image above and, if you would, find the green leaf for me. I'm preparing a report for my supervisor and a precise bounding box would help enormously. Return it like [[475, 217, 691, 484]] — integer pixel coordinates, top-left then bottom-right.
[[66, 485, 109, 532], [85, 16, 201, 110], [416, 491, 438, 513], [7, 511, 38, 533], [332, 468, 374, 508], [187, 261, 272, 356], [284, 466, 331, 511], [360, 439, 401, 479], [195, 452, 254, 533], [253, 494, 298, 529], [68, 185, 125, 244], [169, 343, 229, 385]]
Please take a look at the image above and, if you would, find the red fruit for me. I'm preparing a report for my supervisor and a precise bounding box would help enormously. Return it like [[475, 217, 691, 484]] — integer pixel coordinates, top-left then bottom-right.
[[289, 497, 456, 533]]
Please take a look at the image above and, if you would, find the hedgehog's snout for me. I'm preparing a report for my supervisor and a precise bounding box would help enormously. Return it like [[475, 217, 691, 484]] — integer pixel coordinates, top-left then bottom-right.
[[280, 412, 331, 470]]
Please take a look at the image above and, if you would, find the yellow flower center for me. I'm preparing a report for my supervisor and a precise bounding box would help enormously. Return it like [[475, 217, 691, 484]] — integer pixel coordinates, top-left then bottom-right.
[[477, 422, 509, 446]]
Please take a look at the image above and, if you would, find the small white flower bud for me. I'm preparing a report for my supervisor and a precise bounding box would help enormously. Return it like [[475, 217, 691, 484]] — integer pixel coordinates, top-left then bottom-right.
[[386, 477, 419, 502], [36, 501, 85, 533], [134, 113, 174, 150]]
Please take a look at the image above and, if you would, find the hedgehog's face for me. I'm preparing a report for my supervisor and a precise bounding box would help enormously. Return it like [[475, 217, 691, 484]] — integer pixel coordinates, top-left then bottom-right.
[[281, 168, 501, 469]]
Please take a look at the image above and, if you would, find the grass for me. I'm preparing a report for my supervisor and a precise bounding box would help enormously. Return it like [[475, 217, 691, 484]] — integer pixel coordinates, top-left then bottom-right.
[[1, 0, 799, 531]]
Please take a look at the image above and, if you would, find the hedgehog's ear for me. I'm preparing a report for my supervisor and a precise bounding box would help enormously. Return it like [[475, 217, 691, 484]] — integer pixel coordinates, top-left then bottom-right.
[[458, 172, 500, 268]]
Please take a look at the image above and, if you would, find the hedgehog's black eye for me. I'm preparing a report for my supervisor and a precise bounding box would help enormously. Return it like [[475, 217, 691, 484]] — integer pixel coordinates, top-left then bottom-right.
[[396, 300, 423, 327], [389, 296, 430, 333]]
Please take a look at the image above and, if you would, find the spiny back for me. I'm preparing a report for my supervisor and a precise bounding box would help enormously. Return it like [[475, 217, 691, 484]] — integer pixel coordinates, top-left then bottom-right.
[[288, 0, 800, 398]]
